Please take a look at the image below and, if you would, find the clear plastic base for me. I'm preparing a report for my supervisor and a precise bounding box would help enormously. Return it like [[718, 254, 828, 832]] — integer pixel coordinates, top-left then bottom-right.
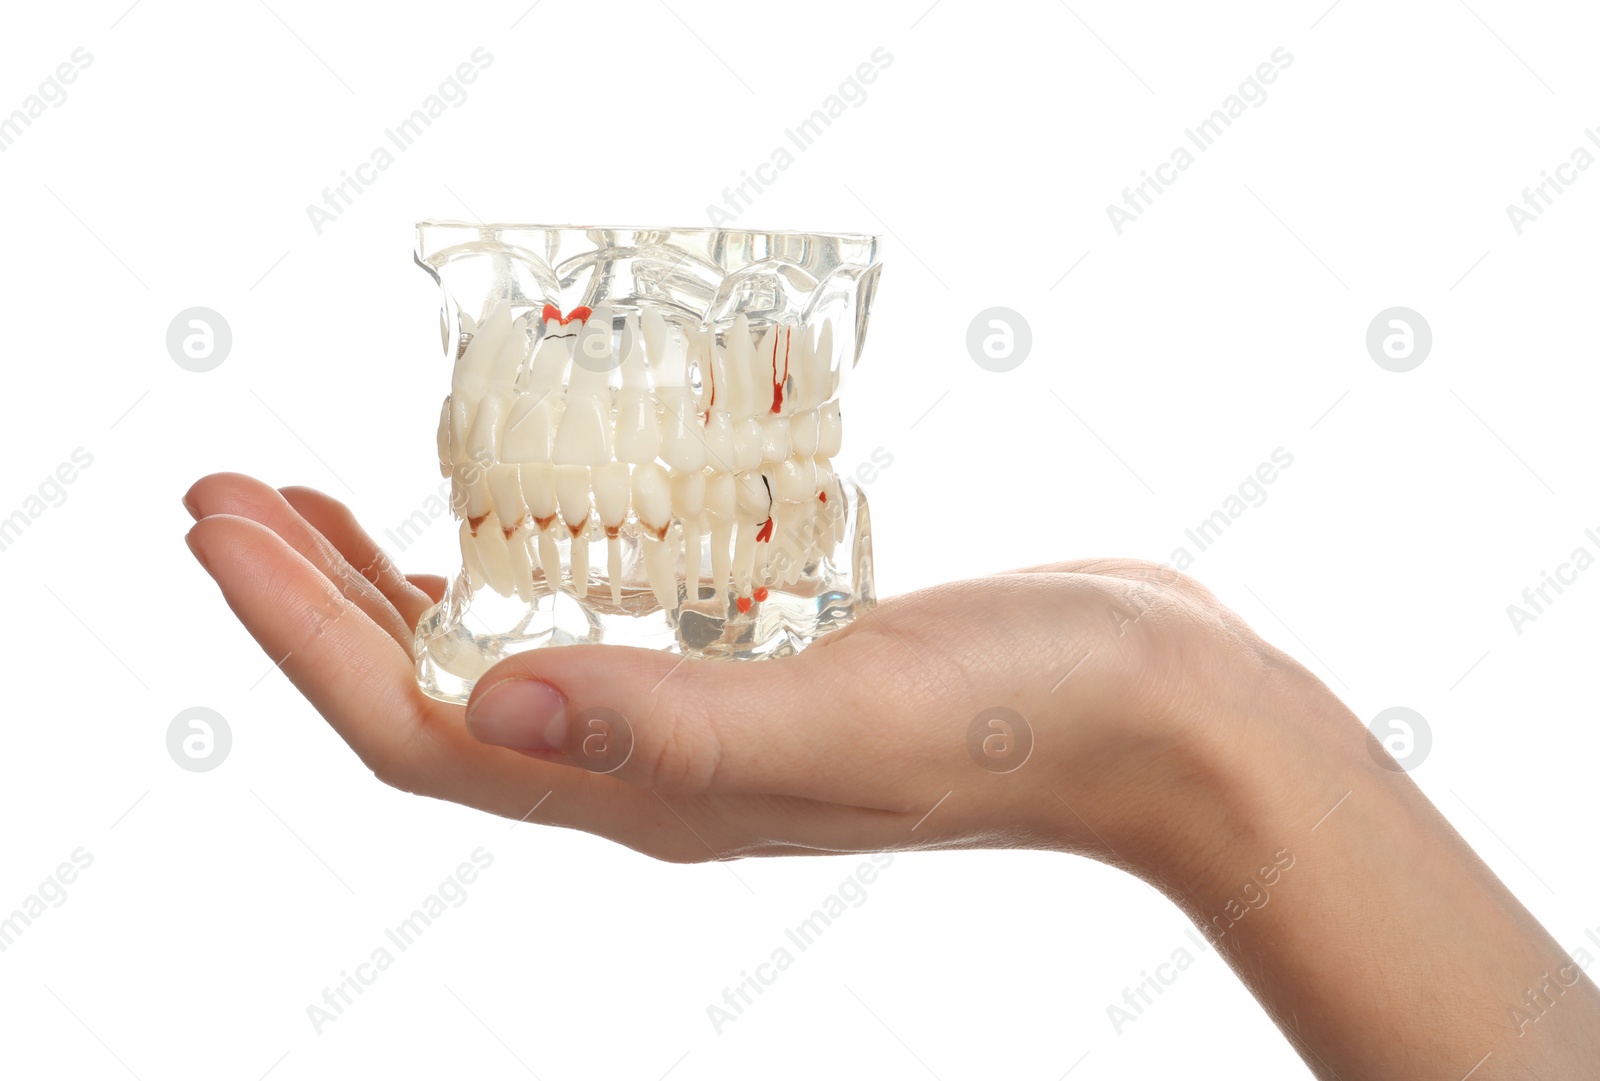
[[414, 482, 874, 704]]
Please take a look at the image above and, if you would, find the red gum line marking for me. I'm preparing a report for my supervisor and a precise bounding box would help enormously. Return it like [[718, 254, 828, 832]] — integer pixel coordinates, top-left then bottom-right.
[[752, 586, 769, 602], [541, 304, 593, 326], [818, 491, 827, 502], [736, 596, 752, 614], [467, 513, 487, 535]]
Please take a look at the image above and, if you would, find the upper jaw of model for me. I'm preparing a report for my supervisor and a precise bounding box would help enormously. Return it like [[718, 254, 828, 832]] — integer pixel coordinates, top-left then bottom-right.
[[438, 298, 847, 617]]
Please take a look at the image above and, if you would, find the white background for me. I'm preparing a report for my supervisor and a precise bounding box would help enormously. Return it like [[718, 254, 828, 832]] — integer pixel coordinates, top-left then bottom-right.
[[2, 0, 1597, 1077]]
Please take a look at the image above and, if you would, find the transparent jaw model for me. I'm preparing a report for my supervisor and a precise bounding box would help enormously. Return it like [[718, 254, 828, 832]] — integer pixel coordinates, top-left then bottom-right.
[[412, 223, 882, 704]]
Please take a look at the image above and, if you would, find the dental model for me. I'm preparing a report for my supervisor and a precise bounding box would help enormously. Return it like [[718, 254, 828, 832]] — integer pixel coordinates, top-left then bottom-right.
[[411, 223, 881, 704]]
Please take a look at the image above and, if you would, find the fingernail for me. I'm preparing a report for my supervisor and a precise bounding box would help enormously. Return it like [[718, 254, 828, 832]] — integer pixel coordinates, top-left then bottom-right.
[[182, 492, 200, 519], [184, 529, 210, 572], [467, 678, 568, 753]]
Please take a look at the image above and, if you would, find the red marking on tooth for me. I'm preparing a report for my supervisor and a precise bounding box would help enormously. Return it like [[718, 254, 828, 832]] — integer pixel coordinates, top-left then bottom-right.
[[818, 491, 827, 502], [755, 517, 774, 544], [533, 514, 557, 530], [752, 586, 769, 602], [605, 525, 620, 539], [467, 514, 487, 535], [542, 303, 561, 323], [567, 305, 593, 324], [736, 596, 752, 614]]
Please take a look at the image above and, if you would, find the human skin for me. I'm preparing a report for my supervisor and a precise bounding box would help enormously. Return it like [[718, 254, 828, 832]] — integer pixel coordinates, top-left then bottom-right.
[[183, 471, 1600, 1077]]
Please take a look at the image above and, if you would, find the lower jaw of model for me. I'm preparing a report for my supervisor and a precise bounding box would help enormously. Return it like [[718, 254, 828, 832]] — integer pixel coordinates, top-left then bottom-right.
[[413, 299, 874, 704]]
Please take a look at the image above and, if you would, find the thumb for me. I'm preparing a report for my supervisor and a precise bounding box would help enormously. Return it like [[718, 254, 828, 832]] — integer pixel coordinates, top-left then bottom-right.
[[462, 641, 915, 805]]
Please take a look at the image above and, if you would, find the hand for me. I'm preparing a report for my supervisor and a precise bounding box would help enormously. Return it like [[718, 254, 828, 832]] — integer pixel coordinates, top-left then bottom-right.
[[179, 471, 1263, 873], [183, 472, 1600, 1078]]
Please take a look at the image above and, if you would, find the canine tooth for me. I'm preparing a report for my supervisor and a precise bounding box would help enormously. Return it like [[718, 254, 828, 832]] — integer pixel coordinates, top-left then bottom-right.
[[467, 389, 512, 464], [552, 387, 612, 465], [705, 471, 735, 602], [732, 418, 763, 471], [732, 472, 770, 607], [490, 313, 533, 387], [456, 461, 492, 534], [818, 400, 843, 458], [592, 461, 631, 605], [672, 470, 706, 601], [454, 297, 512, 402], [643, 528, 678, 614], [789, 408, 819, 457], [641, 308, 668, 368], [555, 465, 593, 595], [436, 397, 452, 477], [760, 415, 789, 462], [632, 462, 677, 613]]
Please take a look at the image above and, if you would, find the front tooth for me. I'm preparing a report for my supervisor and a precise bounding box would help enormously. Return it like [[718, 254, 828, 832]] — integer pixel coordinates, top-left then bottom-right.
[[474, 511, 516, 597], [659, 389, 708, 471], [817, 400, 843, 458], [672, 469, 706, 602], [732, 418, 763, 471], [502, 391, 559, 462], [724, 314, 761, 418], [488, 464, 526, 535], [436, 396, 452, 477], [555, 465, 593, 595], [615, 316, 661, 463], [760, 415, 789, 462], [456, 461, 492, 535], [789, 408, 819, 457], [592, 461, 631, 605], [705, 471, 735, 603], [632, 462, 678, 613], [525, 326, 572, 397], [552, 389, 612, 465], [570, 303, 615, 382]]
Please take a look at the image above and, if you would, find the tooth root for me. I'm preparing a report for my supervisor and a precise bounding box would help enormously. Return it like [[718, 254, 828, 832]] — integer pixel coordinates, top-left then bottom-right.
[[687, 327, 715, 412], [672, 470, 706, 601], [502, 391, 558, 462], [793, 323, 816, 410], [508, 527, 537, 600], [555, 465, 592, 595], [771, 500, 810, 586], [760, 415, 789, 463], [537, 531, 561, 587], [593, 462, 632, 607], [818, 400, 843, 458], [724, 314, 761, 418], [491, 314, 532, 387], [814, 319, 836, 402], [436, 397, 453, 477], [641, 308, 668, 368], [459, 521, 485, 592], [525, 329, 572, 397], [705, 472, 735, 602], [569, 303, 615, 387], [608, 541, 624, 606], [454, 297, 512, 402], [733, 472, 770, 607], [732, 520, 758, 607], [644, 532, 678, 614]]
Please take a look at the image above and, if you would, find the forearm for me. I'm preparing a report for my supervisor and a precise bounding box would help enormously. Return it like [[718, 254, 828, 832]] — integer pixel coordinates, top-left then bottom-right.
[[1154, 661, 1600, 1077]]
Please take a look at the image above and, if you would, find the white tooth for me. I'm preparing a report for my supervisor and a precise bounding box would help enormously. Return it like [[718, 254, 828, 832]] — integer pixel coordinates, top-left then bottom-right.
[[525, 326, 572, 398], [490, 313, 533, 387], [760, 415, 789, 463], [570, 303, 615, 388], [488, 463, 526, 533], [706, 334, 729, 414], [672, 469, 706, 602], [732, 472, 771, 606], [818, 400, 843, 458], [552, 388, 612, 465], [643, 529, 679, 615], [732, 418, 763, 471], [687, 326, 716, 413], [724, 314, 761, 419], [705, 471, 735, 602], [792, 323, 816, 411], [774, 455, 817, 502], [502, 391, 559, 462], [659, 389, 707, 471], [436, 396, 453, 477], [508, 527, 537, 600], [449, 395, 472, 463], [474, 511, 516, 597], [592, 461, 631, 605], [815, 461, 845, 548], [555, 465, 593, 595], [631, 462, 672, 537], [704, 412, 734, 469], [519, 462, 561, 584], [454, 297, 512, 403], [642, 308, 668, 368], [768, 500, 808, 586], [456, 461, 492, 533], [758, 322, 797, 417], [789, 408, 819, 457], [814, 319, 836, 402], [467, 389, 512, 465], [615, 393, 660, 463]]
